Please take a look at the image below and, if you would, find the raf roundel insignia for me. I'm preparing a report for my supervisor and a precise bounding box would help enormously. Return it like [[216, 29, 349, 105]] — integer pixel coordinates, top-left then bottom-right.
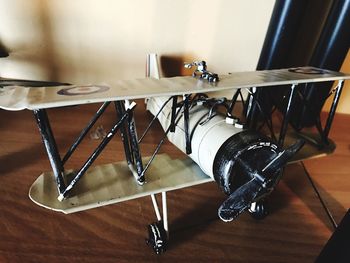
[[288, 67, 326, 75], [57, 85, 109, 96]]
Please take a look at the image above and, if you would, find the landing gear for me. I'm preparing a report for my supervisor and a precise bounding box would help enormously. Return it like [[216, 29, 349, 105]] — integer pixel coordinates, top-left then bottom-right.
[[146, 221, 168, 254], [147, 192, 168, 254], [249, 201, 268, 220]]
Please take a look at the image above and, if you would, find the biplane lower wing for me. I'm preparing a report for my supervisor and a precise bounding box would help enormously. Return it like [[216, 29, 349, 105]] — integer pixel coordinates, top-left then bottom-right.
[[29, 154, 212, 214], [28, 131, 335, 214]]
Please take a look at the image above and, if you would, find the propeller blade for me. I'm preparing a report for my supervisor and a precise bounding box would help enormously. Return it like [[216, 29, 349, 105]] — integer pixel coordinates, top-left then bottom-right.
[[218, 177, 262, 222], [218, 139, 305, 222], [262, 139, 305, 175]]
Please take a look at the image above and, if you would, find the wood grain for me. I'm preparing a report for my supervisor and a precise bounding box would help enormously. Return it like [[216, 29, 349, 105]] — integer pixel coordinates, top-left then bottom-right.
[[0, 103, 349, 262]]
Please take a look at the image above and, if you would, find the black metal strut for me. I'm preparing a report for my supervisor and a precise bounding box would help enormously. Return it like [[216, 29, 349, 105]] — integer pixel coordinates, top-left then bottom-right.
[[244, 88, 276, 141], [278, 84, 297, 147], [114, 101, 133, 165], [33, 109, 66, 194], [58, 105, 134, 200], [62, 102, 111, 164], [183, 94, 192, 154], [323, 80, 344, 142], [245, 87, 259, 130], [170, 96, 178, 132], [228, 89, 241, 115], [141, 102, 185, 177], [126, 102, 144, 184], [138, 96, 173, 143]]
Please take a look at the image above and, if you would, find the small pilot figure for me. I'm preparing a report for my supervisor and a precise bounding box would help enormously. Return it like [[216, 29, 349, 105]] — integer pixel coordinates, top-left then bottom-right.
[[184, 60, 219, 82], [194, 61, 207, 77]]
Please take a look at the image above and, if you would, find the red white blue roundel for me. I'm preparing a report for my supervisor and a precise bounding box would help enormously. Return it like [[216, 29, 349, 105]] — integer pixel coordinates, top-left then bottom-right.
[[57, 85, 109, 96], [288, 67, 325, 75]]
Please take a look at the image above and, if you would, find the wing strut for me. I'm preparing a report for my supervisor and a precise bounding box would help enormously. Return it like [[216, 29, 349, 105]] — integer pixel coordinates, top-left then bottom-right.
[[34, 100, 142, 201]]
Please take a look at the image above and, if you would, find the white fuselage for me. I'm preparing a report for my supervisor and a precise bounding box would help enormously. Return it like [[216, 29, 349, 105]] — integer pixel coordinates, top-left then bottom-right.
[[146, 96, 243, 179]]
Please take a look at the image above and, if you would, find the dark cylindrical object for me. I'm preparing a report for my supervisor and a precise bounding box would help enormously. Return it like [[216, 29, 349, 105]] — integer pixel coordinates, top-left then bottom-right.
[[292, 0, 350, 129], [257, 0, 309, 70], [310, 0, 350, 69], [254, 0, 350, 130], [251, 0, 309, 123]]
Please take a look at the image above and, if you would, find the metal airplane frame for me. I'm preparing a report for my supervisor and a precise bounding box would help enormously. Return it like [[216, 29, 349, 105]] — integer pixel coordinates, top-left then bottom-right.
[[0, 55, 349, 253]]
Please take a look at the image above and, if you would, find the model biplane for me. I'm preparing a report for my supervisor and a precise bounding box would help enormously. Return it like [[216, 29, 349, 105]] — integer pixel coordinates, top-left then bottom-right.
[[0, 54, 349, 253]]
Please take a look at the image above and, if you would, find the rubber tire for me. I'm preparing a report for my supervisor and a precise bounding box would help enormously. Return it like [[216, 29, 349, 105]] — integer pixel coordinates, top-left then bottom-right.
[[249, 201, 269, 220]]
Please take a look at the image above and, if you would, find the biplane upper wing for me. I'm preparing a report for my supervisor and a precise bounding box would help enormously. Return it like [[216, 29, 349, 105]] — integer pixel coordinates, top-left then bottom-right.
[[0, 67, 349, 111]]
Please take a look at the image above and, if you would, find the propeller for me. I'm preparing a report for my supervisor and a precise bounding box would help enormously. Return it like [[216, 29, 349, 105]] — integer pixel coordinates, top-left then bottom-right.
[[218, 139, 305, 222]]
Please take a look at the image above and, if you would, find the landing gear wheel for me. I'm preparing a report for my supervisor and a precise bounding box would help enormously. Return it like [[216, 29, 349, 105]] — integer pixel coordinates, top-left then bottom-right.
[[146, 221, 168, 254], [248, 201, 268, 220]]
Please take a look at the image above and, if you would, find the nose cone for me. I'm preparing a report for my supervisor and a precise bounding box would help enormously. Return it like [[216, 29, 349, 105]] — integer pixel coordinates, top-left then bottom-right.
[[213, 130, 280, 195], [213, 130, 305, 222]]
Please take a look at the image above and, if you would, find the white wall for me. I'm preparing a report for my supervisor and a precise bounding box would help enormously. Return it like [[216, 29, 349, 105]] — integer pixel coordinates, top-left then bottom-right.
[[0, 0, 275, 84]]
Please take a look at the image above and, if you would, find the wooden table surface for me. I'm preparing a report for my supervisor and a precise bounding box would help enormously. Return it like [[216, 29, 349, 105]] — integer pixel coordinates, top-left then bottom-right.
[[0, 102, 349, 262]]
